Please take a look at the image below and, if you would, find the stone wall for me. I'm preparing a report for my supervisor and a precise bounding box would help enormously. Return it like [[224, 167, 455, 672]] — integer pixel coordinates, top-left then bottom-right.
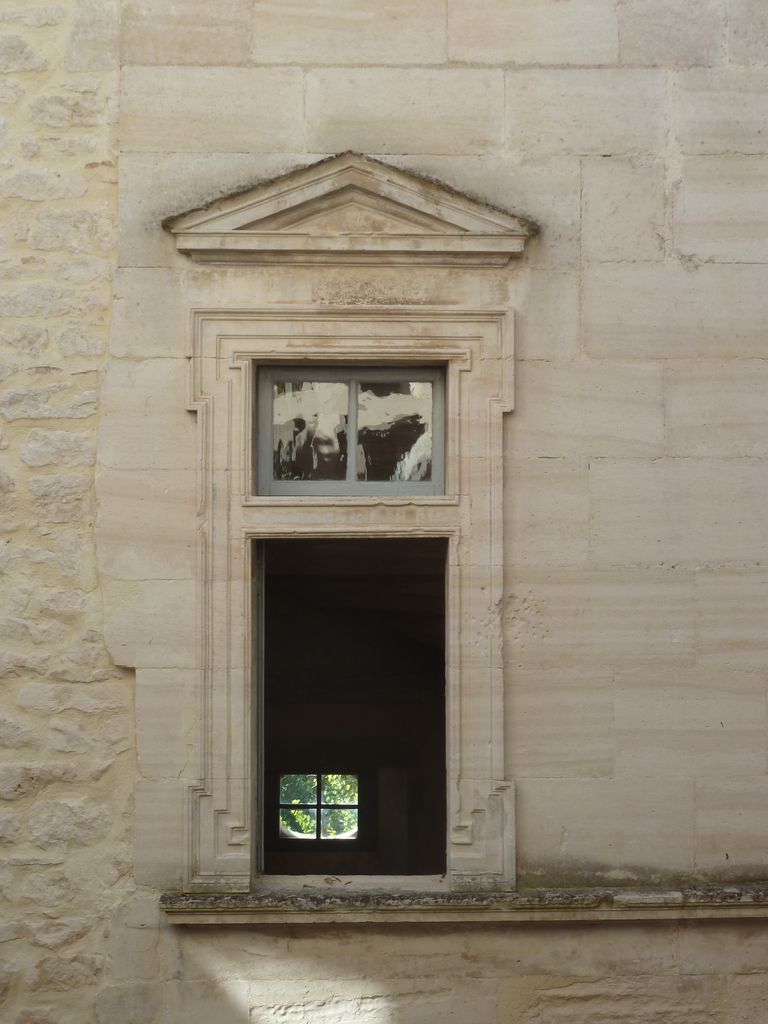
[[1, 0, 768, 1021]]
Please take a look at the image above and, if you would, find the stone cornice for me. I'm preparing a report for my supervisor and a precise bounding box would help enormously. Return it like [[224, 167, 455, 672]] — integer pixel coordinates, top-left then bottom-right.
[[161, 885, 768, 925]]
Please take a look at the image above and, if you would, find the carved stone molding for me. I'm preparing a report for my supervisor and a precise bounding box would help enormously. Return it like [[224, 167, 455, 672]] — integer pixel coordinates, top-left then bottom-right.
[[186, 307, 515, 892], [165, 152, 537, 267]]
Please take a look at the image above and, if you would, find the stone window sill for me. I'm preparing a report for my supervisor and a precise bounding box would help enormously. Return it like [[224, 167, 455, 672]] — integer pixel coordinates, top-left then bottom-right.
[[160, 885, 768, 925]]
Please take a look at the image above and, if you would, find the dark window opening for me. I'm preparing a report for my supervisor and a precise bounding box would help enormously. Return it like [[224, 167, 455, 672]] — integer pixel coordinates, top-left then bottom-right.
[[260, 537, 447, 875]]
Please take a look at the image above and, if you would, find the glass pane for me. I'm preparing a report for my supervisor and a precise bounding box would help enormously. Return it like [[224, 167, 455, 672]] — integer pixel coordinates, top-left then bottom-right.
[[321, 773, 358, 805], [280, 773, 317, 805], [320, 808, 358, 840], [356, 382, 432, 482], [279, 807, 317, 839], [272, 381, 348, 481]]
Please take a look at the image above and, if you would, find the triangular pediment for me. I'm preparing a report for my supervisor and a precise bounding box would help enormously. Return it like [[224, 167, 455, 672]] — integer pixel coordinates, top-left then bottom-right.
[[166, 153, 537, 266]]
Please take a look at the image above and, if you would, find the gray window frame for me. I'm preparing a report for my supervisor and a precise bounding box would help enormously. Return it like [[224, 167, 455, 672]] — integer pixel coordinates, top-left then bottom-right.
[[256, 365, 445, 497]]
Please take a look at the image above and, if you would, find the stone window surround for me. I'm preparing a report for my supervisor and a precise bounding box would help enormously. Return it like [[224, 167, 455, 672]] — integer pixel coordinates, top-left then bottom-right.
[[185, 305, 515, 895]]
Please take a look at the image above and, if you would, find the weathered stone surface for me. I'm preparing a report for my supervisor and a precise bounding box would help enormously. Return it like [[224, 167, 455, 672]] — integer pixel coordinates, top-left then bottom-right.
[[0, 284, 71, 318], [507, 70, 666, 158], [0, 716, 36, 749], [584, 262, 768, 357], [507, 458, 588, 569], [98, 359, 194, 470], [24, 210, 114, 253], [507, 668, 614, 778], [28, 798, 109, 849], [94, 982, 164, 1024], [582, 157, 665, 261], [20, 429, 94, 468], [696, 572, 768, 668], [252, 0, 446, 65], [614, 668, 767, 780], [618, 0, 725, 66], [28, 954, 101, 992], [123, 0, 251, 65], [110, 268, 181, 358], [517, 976, 719, 1023], [0, 763, 75, 801], [0, 35, 45, 72], [56, 326, 104, 357], [506, 571, 695, 668], [0, 7, 64, 27], [589, 458, 768, 566], [0, 325, 48, 355], [16, 683, 125, 715], [729, 0, 768, 66], [0, 809, 20, 843], [306, 69, 505, 154], [66, 0, 118, 71], [23, 917, 89, 950], [665, 360, 768, 456], [120, 67, 303, 152], [27, 473, 91, 524], [517, 776, 696, 884], [511, 360, 664, 457], [0, 383, 94, 423], [678, 68, 768, 154], [673, 156, 768, 262], [448, 0, 618, 65], [29, 94, 101, 129], [0, 171, 85, 201]]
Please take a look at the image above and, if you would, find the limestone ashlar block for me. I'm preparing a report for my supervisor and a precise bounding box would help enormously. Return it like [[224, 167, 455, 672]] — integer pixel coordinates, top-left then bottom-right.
[[246, 979, 497, 1024], [166, 981, 249, 1024], [665, 360, 768, 456], [505, 571, 695, 668], [583, 262, 768, 357], [117, 153, 309, 268], [98, 358, 195, 472], [510, 360, 664, 457], [120, 67, 304, 153], [506, 70, 666, 159], [102, 578, 197, 670], [581, 157, 665, 262], [617, 0, 725, 67], [252, 0, 447, 65], [122, 0, 253, 66], [96, 468, 197, 581], [589, 458, 768, 567], [506, 457, 589, 569], [673, 156, 768, 263], [677, 68, 768, 155], [134, 780, 187, 888], [729, 0, 768, 65], [111, 269, 184, 358], [613, 668, 767, 779], [516, 777, 696, 884], [305, 69, 505, 155], [66, 0, 118, 72], [510, 269, 580, 360], [696, 572, 768, 668], [506, 667, 614, 778], [136, 670, 197, 780], [447, 0, 618, 66], [695, 778, 768, 877]]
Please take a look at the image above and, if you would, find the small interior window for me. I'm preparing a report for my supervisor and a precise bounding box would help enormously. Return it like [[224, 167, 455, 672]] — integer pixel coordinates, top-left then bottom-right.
[[279, 773, 360, 840], [256, 367, 445, 496]]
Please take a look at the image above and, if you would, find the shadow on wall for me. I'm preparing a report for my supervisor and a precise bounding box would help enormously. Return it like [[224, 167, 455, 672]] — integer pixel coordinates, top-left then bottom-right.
[[93, 902, 766, 1023]]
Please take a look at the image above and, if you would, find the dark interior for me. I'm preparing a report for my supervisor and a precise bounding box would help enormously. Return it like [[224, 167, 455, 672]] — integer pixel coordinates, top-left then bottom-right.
[[261, 537, 447, 875]]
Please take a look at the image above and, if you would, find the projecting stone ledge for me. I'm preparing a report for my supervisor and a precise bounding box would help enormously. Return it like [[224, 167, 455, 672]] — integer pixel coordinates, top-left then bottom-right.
[[161, 885, 768, 926]]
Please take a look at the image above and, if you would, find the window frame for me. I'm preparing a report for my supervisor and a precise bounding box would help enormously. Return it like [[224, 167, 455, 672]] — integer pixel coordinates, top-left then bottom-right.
[[255, 365, 445, 498]]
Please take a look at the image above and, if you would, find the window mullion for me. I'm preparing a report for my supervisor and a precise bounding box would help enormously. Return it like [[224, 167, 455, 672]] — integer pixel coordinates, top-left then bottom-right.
[[346, 379, 358, 484]]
